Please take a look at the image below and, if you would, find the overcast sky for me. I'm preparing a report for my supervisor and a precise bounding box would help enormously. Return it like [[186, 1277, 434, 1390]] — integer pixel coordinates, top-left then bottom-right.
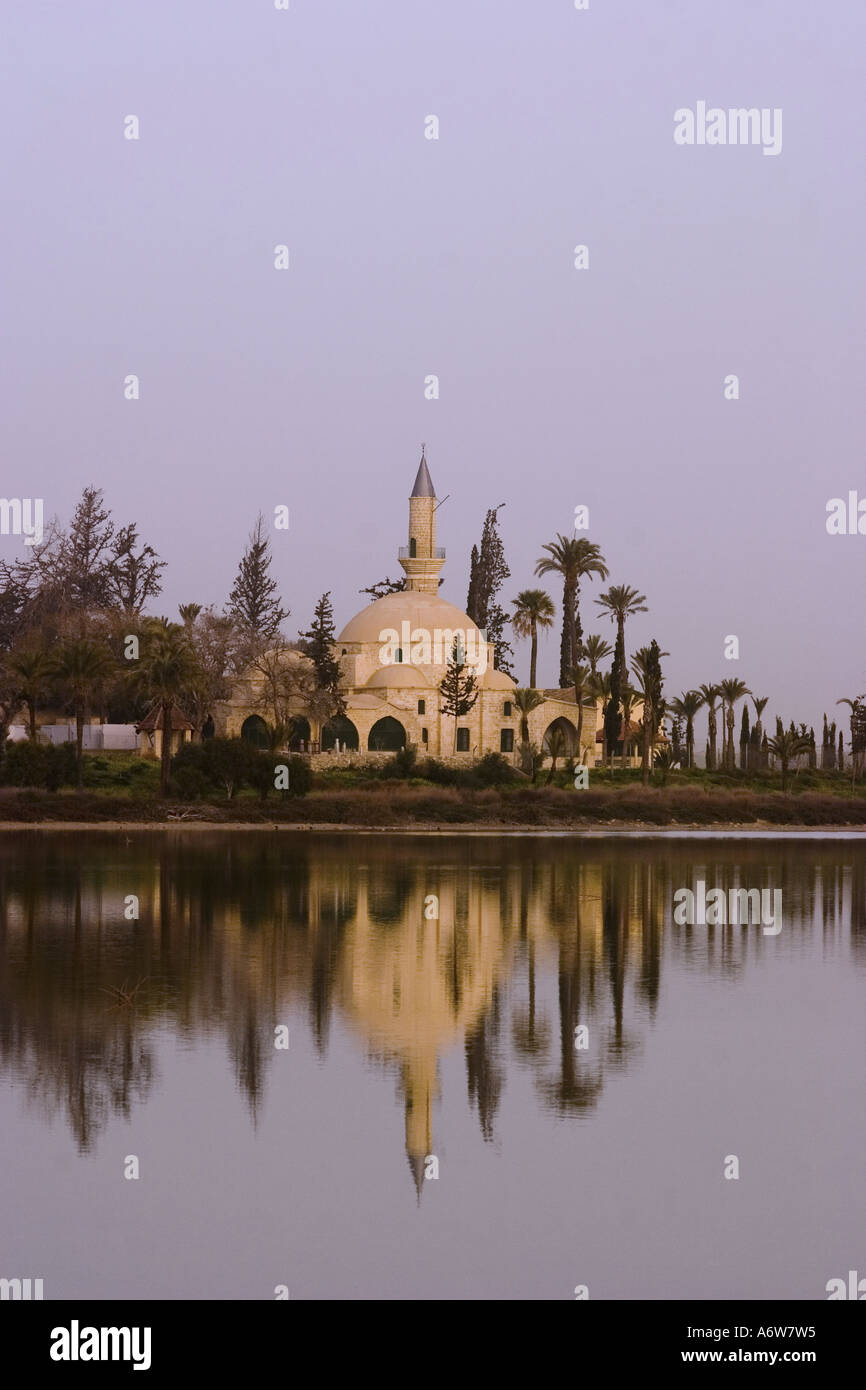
[[2, 0, 864, 739]]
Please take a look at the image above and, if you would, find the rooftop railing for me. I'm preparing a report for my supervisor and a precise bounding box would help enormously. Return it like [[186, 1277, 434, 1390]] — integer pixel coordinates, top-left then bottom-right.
[[398, 546, 446, 559]]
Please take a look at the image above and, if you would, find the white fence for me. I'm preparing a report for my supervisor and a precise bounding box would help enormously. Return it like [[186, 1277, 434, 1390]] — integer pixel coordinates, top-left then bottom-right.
[[8, 724, 139, 751]]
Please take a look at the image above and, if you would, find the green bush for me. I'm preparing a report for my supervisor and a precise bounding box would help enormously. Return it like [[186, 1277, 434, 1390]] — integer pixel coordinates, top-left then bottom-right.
[[1, 740, 77, 790], [171, 739, 313, 799], [381, 747, 418, 780]]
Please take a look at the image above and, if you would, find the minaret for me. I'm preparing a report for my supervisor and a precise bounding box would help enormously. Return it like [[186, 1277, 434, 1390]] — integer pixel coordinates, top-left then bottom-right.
[[399, 445, 445, 594]]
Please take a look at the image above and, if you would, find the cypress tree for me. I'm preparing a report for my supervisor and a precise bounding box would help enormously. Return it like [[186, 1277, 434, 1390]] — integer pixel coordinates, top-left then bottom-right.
[[465, 509, 513, 674], [604, 624, 624, 767], [740, 704, 750, 769]]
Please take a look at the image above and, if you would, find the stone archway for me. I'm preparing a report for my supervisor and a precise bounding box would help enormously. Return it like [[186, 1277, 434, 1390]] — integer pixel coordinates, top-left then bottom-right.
[[241, 714, 270, 749], [289, 716, 311, 751], [322, 716, 359, 751], [542, 716, 579, 755], [368, 716, 406, 751]]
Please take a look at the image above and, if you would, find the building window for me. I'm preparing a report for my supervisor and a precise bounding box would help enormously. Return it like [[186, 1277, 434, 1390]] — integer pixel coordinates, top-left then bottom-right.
[[409, 537, 417, 557], [417, 699, 425, 715], [504, 701, 512, 716], [421, 728, 428, 744], [456, 728, 470, 752], [500, 729, 514, 753], [341, 648, 347, 655], [395, 648, 403, 663]]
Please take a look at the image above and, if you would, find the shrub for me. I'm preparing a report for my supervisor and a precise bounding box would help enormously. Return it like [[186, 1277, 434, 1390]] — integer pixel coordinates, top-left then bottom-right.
[[473, 752, 515, 787], [171, 739, 314, 799], [1, 740, 78, 791]]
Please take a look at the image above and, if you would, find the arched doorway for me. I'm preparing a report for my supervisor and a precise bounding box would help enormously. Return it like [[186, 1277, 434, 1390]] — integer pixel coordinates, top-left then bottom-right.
[[202, 716, 215, 740], [368, 716, 406, 751], [288, 716, 311, 751], [241, 714, 270, 749], [322, 716, 359, 751], [542, 717, 579, 755]]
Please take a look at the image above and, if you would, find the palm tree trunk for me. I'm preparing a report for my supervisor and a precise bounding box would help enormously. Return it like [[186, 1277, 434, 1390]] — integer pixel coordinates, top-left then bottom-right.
[[75, 705, 85, 789], [28, 698, 37, 741], [160, 700, 173, 795], [529, 620, 538, 689], [575, 700, 584, 763]]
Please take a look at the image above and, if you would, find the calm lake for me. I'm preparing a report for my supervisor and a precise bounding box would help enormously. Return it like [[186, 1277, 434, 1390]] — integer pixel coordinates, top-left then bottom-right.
[[0, 831, 863, 1301]]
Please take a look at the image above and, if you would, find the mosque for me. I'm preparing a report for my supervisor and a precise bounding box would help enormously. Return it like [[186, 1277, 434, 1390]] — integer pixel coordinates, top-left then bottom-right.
[[217, 450, 598, 765]]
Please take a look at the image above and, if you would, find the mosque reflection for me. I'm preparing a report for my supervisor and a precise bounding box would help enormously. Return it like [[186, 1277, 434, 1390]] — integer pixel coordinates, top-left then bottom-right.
[[0, 833, 861, 1194]]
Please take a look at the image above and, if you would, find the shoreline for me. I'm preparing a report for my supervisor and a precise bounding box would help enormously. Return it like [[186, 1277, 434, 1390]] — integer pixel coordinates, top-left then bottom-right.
[[2, 820, 865, 837]]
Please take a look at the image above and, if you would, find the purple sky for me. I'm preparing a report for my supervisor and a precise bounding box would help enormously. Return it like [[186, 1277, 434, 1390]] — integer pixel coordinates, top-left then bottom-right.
[[2, 0, 864, 739]]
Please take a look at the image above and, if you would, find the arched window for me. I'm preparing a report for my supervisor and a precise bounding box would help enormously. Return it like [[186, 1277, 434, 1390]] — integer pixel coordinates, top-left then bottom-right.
[[409, 538, 417, 557], [368, 716, 406, 751], [241, 715, 269, 749], [322, 716, 360, 751]]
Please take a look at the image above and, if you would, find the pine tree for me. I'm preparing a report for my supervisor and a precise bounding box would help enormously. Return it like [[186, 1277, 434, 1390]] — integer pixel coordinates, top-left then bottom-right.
[[439, 639, 479, 753], [298, 592, 343, 705], [227, 514, 289, 644]]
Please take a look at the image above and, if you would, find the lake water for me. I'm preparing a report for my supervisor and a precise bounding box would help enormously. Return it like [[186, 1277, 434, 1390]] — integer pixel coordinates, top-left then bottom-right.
[[0, 830, 863, 1301]]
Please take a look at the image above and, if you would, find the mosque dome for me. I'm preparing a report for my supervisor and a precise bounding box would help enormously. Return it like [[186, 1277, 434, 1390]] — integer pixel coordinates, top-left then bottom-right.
[[339, 590, 480, 645], [365, 664, 431, 689], [478, 667, 515, 690]]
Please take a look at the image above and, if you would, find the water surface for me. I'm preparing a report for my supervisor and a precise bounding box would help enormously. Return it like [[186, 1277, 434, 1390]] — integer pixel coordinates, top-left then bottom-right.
[[0, 831, 862, 1300]]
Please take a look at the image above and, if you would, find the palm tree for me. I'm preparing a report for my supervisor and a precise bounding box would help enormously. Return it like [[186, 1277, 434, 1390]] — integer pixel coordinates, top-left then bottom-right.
[[545, 728, 567, 784], [131, 624, 196, 795], [750, 695, 769, 769], [768, 727, 811, 792], [594, 584, 648, 653], [653, 746, 679, 785], [178, 602, 202, 627], [718, 678, 751, 770], [48, 638, 117, 787], [511, 589, 555, 689], [595, 585, 647, 770], [513, 687, 544, 746], [535, 536, 608, 688], [698, 683, 722, 770], [565, 662, 592, 765], [670, 690, 704, 769], [584, 634, 612, 678], [8, 646, 51, 740]]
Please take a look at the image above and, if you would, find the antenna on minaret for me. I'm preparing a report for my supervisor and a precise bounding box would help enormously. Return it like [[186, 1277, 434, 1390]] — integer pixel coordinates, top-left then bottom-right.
[[433, 494, 450, 511]]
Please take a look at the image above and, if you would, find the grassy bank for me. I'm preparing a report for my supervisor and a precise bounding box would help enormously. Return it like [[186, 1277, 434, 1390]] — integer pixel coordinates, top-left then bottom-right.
[[2, 784, 866, 827]]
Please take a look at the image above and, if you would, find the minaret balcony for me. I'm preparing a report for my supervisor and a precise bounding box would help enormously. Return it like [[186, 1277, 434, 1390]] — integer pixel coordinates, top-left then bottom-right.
[[399, 546, 445, 559]]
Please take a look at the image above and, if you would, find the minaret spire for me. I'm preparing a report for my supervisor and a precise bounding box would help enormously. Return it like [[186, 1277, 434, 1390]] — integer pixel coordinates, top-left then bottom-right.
[[401, 447, 445, 593]]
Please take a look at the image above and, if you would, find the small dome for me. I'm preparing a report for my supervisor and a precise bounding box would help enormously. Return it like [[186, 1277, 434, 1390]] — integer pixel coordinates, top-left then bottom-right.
[[366, 664, 431, 689], [338, 591, 481, 645], [478, 667, 515, 690]]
